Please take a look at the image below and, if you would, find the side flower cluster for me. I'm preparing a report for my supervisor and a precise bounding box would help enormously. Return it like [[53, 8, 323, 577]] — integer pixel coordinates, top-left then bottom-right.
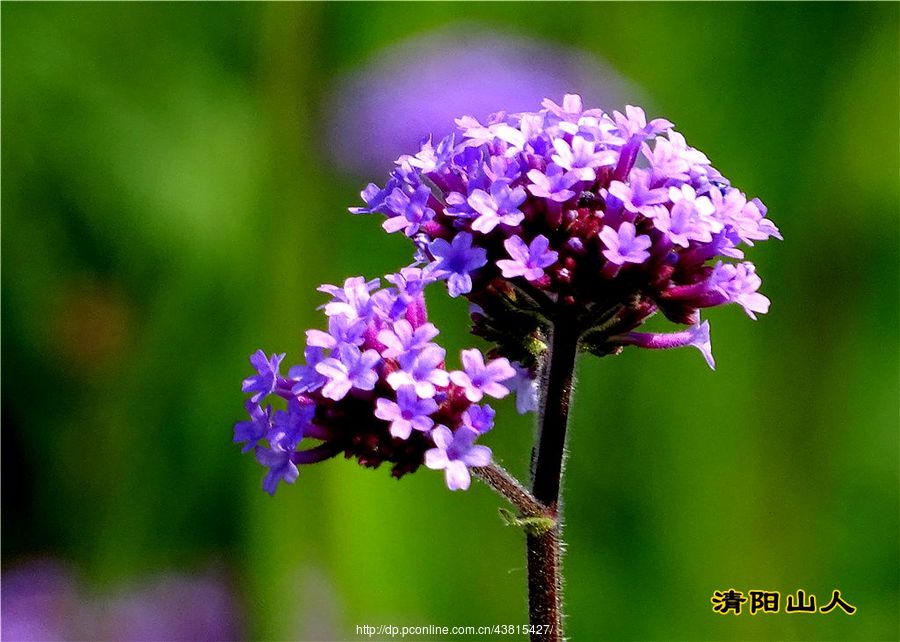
[[353, 94, 781, 371], [235, 271, 517, 494]]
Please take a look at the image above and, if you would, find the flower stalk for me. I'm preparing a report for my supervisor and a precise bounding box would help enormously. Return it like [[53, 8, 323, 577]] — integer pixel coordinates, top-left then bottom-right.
[[473, 463, 546, 518], [527, 316, 579, 642], [532, 316, 579, 509], [476, 315, 579, 642]]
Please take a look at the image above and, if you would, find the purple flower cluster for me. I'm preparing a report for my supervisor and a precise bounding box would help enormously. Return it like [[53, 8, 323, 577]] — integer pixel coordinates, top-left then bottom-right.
[[353, 95, 780, 370], [235, 271, 516, 494], [237, 94, 780, 497]]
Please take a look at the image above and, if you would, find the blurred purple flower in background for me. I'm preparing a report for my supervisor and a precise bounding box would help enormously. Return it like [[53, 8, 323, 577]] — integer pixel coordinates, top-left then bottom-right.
[[99, 568, 243, 642], [1, 559, 244, 641], [325, 25, 638, 176], [1, 560, 78, 642]]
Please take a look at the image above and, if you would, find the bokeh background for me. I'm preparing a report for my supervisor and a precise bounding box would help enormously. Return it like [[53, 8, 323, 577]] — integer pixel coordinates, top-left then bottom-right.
[[3, 3, 898, 641]]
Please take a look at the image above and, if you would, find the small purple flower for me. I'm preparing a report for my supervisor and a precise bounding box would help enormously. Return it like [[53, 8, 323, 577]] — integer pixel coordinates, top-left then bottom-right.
[[349, 181, 395, 215], [666, 184, 720, 244], [374, 385, 438, 439], [541, 93, 586, 121], [458, 116, 524, 150], [387, 344, 450, 398], [233, 401, 271, 454], [383, 266, 437, 320], [269, 397, 314, 451], [289, 346, 327, 394], [468, 182, 527, 233], [241, 350, 285, 403], [319, 277, 380, 320], [606, 170, 668, 216], [443, 191, 475, 218], [237, 268, 564, 493], [518, 112, 546, 143], [382, 185, 436, 236], [526, 164, 578, 202], [402, 135, 454, 173], [425, 425, 492, 491], [711, 187, 781, 245], [708, 262, 770, 319], [455, 114, 497, 147], [255, 445, 299, 496], [306, 315, 366, 350], [612, 320, 715, 370], [385, 266, 434, 299], [428, 232, 488, 298], [652, 203, 696, 248], [491, 123, 528, 150], [461, 404, 495, 434], [315, 344, 381, 400], [497, 235, 558, 281], [551, 136, 616, 182], [485, 154, 524, 183], [599, 222, 652, 266], [509, 363, 538, 414], [377, 319, 440, 359], [757, 216, 782, 243], [749, 198, 782, 241], [643, 131, 710, 181], [612, 105, 672, 139], [450, 349, 516, 402]]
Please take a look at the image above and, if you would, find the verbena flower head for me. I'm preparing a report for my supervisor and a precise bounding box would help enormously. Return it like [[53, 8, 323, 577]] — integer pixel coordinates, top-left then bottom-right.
[[353, 94, 780, 372], [234, 272, 514, 495]]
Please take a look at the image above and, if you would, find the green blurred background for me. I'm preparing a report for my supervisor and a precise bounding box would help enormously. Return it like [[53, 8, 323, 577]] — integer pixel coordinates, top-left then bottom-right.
[[3, 3, 898, 640]]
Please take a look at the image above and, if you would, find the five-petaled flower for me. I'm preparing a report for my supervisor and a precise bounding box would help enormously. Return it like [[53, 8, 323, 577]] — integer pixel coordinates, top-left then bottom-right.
[[383, 184, 436, 236], [428, 232, 488, 297], [450, 349, 517, 402], [600, 222, 652, 266], [315, 343, 381, 400], [242, 350, 285, 403], [497, 235, 559, 281], [468, 182, 528, 233], [375, 385, 438, 439], [425, 425, 492, 491]]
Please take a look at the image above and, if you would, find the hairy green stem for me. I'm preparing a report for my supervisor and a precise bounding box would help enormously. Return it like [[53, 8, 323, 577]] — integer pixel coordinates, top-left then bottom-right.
[[474, 314, 579, 642], [528, 314, 579, 642]]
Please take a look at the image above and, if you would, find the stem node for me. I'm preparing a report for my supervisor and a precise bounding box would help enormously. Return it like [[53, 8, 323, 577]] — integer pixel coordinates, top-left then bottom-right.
[[498, 508, 556, 535]]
